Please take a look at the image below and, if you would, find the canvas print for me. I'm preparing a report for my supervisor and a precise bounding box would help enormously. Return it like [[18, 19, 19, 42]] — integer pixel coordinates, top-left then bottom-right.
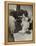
[[8, 4, 33, 42]]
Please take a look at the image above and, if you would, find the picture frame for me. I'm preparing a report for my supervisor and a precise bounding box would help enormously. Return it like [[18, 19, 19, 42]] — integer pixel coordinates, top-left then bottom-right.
[[4, 1, 35, 45]]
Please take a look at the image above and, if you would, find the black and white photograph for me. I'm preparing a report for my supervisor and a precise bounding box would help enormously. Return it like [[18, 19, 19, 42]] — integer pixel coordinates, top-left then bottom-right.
[[8, 4, 33, 42]]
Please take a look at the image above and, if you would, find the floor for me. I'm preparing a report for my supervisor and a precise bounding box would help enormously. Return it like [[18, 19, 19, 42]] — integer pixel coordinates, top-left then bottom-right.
[[13, 30, 32, 41]]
